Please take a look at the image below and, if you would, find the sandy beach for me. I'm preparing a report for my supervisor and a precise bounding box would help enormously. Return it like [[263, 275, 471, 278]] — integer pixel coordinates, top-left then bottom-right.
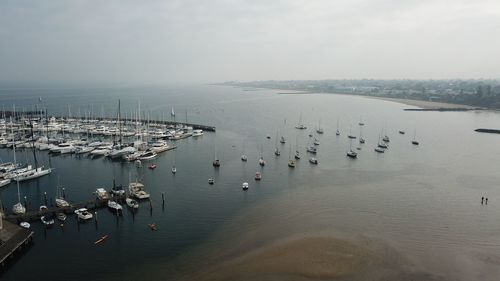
[[362, 96, 477, 110]]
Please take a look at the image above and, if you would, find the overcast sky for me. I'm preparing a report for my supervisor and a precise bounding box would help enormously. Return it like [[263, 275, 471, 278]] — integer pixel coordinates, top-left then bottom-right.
[[0, 0, 499, 83]]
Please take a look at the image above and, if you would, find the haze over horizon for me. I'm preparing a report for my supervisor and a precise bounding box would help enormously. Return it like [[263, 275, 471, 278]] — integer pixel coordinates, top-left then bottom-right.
[[1, 0, 499, 84]]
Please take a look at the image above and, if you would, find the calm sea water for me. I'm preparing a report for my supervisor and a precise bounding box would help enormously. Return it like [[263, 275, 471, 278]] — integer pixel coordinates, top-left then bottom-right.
[[0, 83, 499, 280]]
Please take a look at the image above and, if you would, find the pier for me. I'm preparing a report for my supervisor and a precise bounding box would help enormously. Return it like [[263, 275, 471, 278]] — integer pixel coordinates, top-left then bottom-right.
[[0, 220, 34, 269]]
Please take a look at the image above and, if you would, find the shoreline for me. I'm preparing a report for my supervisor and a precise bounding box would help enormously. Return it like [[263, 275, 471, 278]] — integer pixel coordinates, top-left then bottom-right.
[[224, 85, 484, 110]]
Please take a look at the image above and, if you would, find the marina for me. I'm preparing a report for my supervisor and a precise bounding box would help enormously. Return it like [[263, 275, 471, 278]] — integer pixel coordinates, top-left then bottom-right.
[[0, 84, 498, 281]]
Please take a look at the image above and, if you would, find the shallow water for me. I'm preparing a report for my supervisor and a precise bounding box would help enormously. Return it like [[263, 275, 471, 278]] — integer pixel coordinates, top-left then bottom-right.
[[0, 84, 499, 280]]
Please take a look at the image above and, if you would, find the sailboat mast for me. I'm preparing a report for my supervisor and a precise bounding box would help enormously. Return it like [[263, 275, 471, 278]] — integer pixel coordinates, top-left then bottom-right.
[[118, 99, 122, 146]]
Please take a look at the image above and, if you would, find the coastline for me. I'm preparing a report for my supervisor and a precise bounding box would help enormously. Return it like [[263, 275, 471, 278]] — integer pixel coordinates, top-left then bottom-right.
[[368, 96, 478, 110]]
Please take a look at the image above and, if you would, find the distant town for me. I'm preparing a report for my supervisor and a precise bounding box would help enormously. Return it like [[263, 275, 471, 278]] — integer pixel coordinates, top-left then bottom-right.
[[220, 79, 500, 109]]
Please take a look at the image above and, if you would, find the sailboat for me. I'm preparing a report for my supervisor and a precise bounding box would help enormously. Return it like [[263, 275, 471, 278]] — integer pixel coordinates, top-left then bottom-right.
[[412, 129, 420, 145], [288, 145, 296, 168], [274, 131, 280, 156], [259, 145, 265, 166], [347, 125, 357, 139], [171, 107, 175, 117], [172, 147, 177, 173], [212, 137, 220, 167], [346, 138, 358, 158], [336, 119, 341, 136], [241, 141, 247, 162], [295, 113, 307, 129], [377, 133, 388, 149], [294, 135, 301, 159], [12, 145, 26, 215], [316, 118, 324, 134], [55, 179, 69, 208], [359, 124, 365, 144]]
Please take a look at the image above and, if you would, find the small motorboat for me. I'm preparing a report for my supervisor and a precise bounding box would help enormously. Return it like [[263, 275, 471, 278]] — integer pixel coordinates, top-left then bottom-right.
[[242, 182, 249, 190], [254, 172, 262, 180], [126, 197, 139, 209], [241, 154, 247, 162], [95, 188, 109, 201], [148, 164, 157, 170], [309, 157, 318, 164], [19, 222, 30, 229], [171, 166, 177, 174], [288, 159, 296, 168], [208, 178, 215, 185], [336, 130, 340, 136], [56, 212, 67, 222], [75, 208, 93, 220], [212, 159, 220, 167], [274, 148, 280, 156], [148, 223, 157, 231]]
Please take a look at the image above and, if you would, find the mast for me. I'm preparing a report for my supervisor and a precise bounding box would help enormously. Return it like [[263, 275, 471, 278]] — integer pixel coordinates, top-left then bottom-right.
[[30, 118, 38, 168], [118, 100, 122, 146]]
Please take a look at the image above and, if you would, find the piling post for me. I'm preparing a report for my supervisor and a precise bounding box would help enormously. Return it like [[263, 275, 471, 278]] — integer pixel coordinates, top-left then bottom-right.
[[44, 192, 47, 205]]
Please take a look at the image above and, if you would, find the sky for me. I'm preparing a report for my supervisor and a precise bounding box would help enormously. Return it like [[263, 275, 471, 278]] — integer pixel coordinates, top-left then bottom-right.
[[0, 0, 499, 83]]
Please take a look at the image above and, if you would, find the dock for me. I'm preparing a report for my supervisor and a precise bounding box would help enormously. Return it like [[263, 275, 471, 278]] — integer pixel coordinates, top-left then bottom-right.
[[0, 220, 34, 269], [4, 199, 112, 223]]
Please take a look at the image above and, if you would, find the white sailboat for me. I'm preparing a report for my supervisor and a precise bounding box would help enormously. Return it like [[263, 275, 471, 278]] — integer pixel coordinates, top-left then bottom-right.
[[346, 138, 358, 158], [316, 118, 324, 134], [336, 119, 341, 136], [172, 147, 177, 174], [12, 145, 25, 215], [288, 145, 296, 168], [295, 112, 307, 129]]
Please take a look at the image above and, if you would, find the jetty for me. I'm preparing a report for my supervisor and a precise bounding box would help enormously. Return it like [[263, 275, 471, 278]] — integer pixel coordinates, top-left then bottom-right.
[[475, 128, 500, 134], [0, 219, 34, 269]]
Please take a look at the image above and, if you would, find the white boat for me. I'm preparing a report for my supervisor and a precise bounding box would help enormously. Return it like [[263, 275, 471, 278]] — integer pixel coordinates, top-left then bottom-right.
[[14, 166, 52, 182], [309, 157, 318, 164], [90, 146, 112, 156], [208, 178, 215, 185], [13, 202, 26, 215], [75, 146, 94, 154], [96, 188, 109, 200], [241, 154, 247, 161], [313, 138, 320, 146], [55, 197, 70, 207], [382, 135, 390, 142], [129, 182, 150, 199], [0, 178, 11, 188], [107, 200, 123, 212], [172, 166, 177, 174], [295, 113, 307, 129], [280, 136, 286, 144], [255, 172, 262, 180], [347, 138, 357, 159], [294, 150, 301, 160], [259, 157, 265, 166], [137, 150, 157, 160], [150, 141, 171, 153], [126, 197, 139, 209], [192, 129, 204, 137], [108, 146, 135, 159], [56, 212, 67, 222], [19, 222, 30, 229], [242, 182, 249, 190], [75, 208, 93, 220], [374, 147, 385, 153]]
